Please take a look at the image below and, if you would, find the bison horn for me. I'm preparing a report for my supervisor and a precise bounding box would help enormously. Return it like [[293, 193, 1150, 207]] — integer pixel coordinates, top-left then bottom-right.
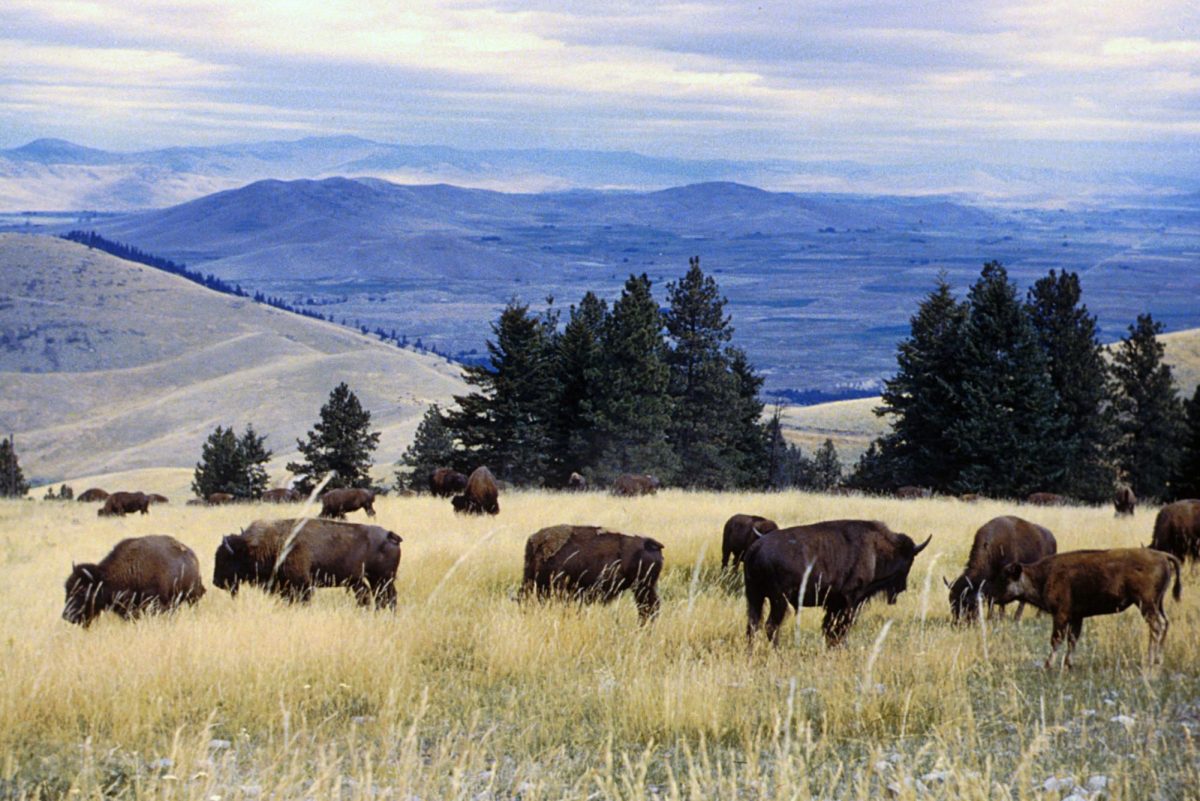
[[222, 536, 235, 554], [752, 524, 766, 538], [913, 535, 932, 555], [79, 566, 94, 581], [942, 576, 951, 589]]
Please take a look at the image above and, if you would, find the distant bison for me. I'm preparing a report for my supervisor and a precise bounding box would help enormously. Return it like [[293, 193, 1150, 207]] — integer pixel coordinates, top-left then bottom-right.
[[147, 494, 169, 505], [522, 524, 664, 621], [262, 488, 303, 503], [1150, 499, 1200, 564], [611, 474, 660, 497], [1027, 492, 1066, 506], [997, 548, 1182, 669], [895, 485, 931, 499], [320, 488, 376, 519], [721, 513, 779, 569], [946, 515, 1057, 623], [429, 468, 469, 498], [213, 518, 402, 607], [452, 466, 500, 515], [1114, 485, 1137, 517], [207, 492, 236, 505], [567, 472, 588, 491], [77, 488, 109, 503], [744, 519, 931, 647], [98, 491, 150, 517], [62, 535, 205, 627], [959, 493, 981, 503]]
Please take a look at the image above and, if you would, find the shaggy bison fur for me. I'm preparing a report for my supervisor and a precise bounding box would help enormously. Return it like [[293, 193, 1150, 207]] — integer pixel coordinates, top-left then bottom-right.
[[1151, 499, 1200, 564], [320, 487, 376, 519], [77, 488, 109, 502], [62, 535, 205, 627], [946, 515, 1057, 623], [98, 491, 151, 517], [452, 467, 500, 515], [429, 468, 469, 498]]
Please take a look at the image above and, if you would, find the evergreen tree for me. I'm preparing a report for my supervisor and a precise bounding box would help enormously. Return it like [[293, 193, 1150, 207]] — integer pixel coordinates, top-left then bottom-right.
[[1173, 385, 1200, 500], [1112, 314, 1186, 500], [287, 383, 380, 493], [0, 436, 29, 498], [192, 425, 272, 499], [763, 408, 790, 489], [554, 292, 608, 484], [810, 439, 843, 490], [949, 262, 1067, 497], [236, 425, 272, 499], [396, 404, 456, 492], [725, 347, 768, 488], [1026, 270, 1115, 502]]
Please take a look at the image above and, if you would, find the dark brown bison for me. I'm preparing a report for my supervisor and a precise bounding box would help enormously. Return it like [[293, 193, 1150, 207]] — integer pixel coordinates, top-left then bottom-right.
[[1027, 492, 1066, 506], [744, 520, 931, 647], [98, 491, 150, 517], [77, 488, 109, 502], [262, 488, 303, 503], [429, 468, 469, 498], [62, 535, 205, 627], [320, 488, 376, 519], [721, 514, 779, 569], [611, 474, 660, 497], [996, 548, 1182, 669], [1151, 499, 1200, 564], [452, 467, 500, 515], [1114, 485, 1137, 517], [213, 518, 402, 607], [207, 492, 236, 505], [521, 525, 664, 621], [946, 515, 1057, 623], [567, 472, 588, 491], [147, 493, 169, 505]]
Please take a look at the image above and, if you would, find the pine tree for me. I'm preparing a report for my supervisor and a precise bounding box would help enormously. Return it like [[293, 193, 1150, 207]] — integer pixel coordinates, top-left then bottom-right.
[[396, 404, 456, 491], [949, 262, 1067, 497], [236, 425, 272, 499], [1173, 385, 1200, 500], [192, 425, 272, 499], [810, 439, 843, 490], [1026, 270, 1115, 502], [554, 292, 608, 483], [287, 383, 380, 493], [0, 436, 29, 498], [1112, 314, 1186, 500], [726, 347, 768, 488]]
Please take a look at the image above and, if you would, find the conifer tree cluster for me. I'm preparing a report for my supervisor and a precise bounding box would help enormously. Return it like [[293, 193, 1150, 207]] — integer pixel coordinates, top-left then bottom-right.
[[395, 403, 456, 491], [438, 259, 768, 488], [288, 383, 381, 493], [0, 437, 30, 498], [192, 425, 273, 499]]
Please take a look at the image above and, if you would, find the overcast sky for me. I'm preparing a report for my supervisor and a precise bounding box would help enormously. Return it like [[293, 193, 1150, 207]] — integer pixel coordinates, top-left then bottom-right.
[[2, 1, 1198, 175]]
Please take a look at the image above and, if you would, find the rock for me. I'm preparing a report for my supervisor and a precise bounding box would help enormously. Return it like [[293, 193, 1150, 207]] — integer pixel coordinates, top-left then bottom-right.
[[208, 738, 232, 750], [1086, 775, 1109, 792], [1110, 714, 1135, 729]]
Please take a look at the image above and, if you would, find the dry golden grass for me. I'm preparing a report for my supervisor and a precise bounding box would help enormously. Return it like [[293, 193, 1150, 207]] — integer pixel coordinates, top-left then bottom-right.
[[2, 491, 1198, 800]]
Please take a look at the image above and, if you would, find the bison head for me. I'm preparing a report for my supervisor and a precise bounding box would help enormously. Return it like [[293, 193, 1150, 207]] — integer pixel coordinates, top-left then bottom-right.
[[879, 533, 931, 604], [945, 574, 980, 623], [62, 563, 102, 626], [213, 534, 253, 595], [994, 562, 1031, 606]]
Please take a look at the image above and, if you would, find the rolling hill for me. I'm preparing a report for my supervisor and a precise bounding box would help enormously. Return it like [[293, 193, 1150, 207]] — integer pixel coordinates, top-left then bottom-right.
[[0, 233, 466, 483]]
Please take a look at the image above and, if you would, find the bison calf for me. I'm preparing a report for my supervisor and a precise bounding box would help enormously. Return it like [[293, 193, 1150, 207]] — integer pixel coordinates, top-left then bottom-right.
[[429, 468, 469, 497], [98, 491, 151, 517], [947, 515, 1057, 623], [996, 548, 1182, 669], [1150, 499, 1200, 564], [452, 466, 500, 515], [213, 518, 401, 608], [320, 487, 376, 519], [721, 513, 779, 569], [63, 535, 205, 627], [522, 525, 664, 621]]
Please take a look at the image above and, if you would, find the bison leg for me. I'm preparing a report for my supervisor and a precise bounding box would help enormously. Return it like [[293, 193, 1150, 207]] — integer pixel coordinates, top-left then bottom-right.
[[722, 546, 732, 570], [745, 583, 766, 647], [1012, 601, 1026, 622], [1063, 618, 1083, 670], [763, 593, 790, 646], [634, 584, 660, 622], [822, 602, 858, 648], [374, 580, 397, 610], [1141, 600, 1169, 665]]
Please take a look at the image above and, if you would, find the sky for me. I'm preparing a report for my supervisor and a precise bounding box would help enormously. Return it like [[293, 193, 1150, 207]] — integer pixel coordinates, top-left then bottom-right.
[[2, 0, 1198, 175]]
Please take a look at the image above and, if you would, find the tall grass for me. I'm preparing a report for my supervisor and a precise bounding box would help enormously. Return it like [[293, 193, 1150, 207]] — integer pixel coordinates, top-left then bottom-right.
[[1, 492, 1196, 799]]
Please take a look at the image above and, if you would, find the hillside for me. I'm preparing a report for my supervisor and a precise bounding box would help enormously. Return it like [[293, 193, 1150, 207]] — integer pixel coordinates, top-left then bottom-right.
[[0, 234, 465, 482]]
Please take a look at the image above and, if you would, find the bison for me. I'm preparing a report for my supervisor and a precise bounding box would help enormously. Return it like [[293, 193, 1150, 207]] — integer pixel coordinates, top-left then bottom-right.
[[611, 474, 660, 497], [895, 486, 931, 499], [429, 468, 469, 498], [262, 488, 303, 503], [98, 491, 150, 517], [77, 488, 109, 503], [452, 466, 499, 515], [744, 520, 931, 647], [320, 487, 375, 519], [207, 492, 236, 505], [946, 515, 1057, 623], [521, 524, 664, 621], [721, 514, 779, 570], [213, 517, 402, 607], [1150, 499, 1200, 564], [567, 472, 588, 491], [996, 548, 1182, 669], [1114, 485, 1137, 517], [1027, 492, 1066, 506], [62, 535, 205, 627], [147, 493, 169, 505]]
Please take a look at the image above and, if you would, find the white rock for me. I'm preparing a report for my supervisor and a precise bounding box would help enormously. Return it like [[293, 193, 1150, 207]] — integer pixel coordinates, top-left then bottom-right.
[[1062, 794, 1088, 801], [1042, 776, 1075, 792], [1086, 775, 1109, 792], [1110, 714, 1135, 729], [874, 761, 891, 774], [921, 770, 952, 784], [208, 739, 232, 750], [149, 758, 173, 770]]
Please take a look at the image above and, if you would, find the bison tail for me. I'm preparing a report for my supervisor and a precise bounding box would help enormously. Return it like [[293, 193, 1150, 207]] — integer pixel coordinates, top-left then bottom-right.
[[1171, 554, 1183, 602]]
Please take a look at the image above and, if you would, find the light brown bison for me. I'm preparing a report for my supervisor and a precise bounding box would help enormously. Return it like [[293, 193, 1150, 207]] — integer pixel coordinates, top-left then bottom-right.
[[959, 493, 981, 503], [77, 488, 109, 503], [429, 468, 469, 498], [262, 488, 303, 503], [996, 548, 1182, 669], [320, 487, 376, 519], [1027, 492, 1066, 506], [521, 524, 664, 621], [1151, 499, 1200, 564], [611, 473, 660, 497], [452, 466, 500, 515], [721, 513, 779, 569], [98, 491, 150, 517], [207, 492, 236, 505], [895, 485, 931, 499], [1114, 485, 1137, 517], [744, 520, 931, 647], [946, 515, 1057, 623], [62, 535, 205, 627], [567, 472, 588, 491], [213, 518, 402, 607]]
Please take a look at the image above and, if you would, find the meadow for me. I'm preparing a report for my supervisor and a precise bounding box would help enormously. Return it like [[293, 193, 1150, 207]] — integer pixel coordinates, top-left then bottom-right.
[[1, 490, 1197, 800]]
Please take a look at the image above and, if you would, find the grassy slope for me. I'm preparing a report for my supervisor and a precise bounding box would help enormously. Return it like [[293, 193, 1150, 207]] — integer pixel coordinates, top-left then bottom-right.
[[0, 234, 466, 481], [1, 491, 1196, 799]]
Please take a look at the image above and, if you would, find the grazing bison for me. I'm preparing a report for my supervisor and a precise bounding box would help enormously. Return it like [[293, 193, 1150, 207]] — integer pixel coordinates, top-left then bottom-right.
[[77, 488, 109, 503], [1113, 485, 1136, 517], [429, 468, 469, 498], [611, 474, 660, 497], [213, 518, 402, 607], [1151, 499, 1200, 564], [721, 514, 779, 569], [895, 486, 931, 499], [744, 520, 931, 647], [207, 492, 236, 505], [567, 472, 588, 491], [98, 491, 150, 517], [946, 515, 1057, 623], [320, 488, 376, 519], [521, 525, 664, 621], [147, 494, 169, 505], [996, 548, 1182, 669], [452, 467, 500, 515], [1027, 492, 1066, 506], [62, 535, 205, 627], [185, 498, 206, 506], [959, 493, 981, 503], [262, 488, 303, 503]]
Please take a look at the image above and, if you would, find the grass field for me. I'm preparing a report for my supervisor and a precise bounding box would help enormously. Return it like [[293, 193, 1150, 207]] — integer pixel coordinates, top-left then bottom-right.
[[1, 491, 1197, 800]]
